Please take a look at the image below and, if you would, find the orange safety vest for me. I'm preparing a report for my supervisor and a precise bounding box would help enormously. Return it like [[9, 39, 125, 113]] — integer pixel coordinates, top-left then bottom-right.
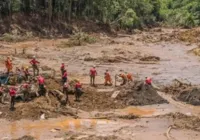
[[127, 73, 133, 81]]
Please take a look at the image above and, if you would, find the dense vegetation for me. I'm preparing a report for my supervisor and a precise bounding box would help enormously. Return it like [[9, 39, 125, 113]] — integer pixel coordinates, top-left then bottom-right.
[[0, 0, 200, 30]]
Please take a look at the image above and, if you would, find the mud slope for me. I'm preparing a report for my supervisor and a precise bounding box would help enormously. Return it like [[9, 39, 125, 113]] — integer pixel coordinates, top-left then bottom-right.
[[117, 81, 168, 106]]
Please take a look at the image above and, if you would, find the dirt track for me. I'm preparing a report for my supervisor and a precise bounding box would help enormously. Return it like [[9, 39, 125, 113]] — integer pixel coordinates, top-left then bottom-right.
[[1, 28, 200, 139]]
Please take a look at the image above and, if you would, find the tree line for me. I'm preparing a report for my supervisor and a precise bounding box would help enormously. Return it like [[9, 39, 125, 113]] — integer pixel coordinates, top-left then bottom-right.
[[0, 0, 200, 29]]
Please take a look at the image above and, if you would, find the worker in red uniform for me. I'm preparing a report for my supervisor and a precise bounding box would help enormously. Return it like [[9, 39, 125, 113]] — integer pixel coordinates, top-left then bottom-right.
[[145, 77, 152, 85], [30, 56, 40, 76], [104, 70, 112, 86], [75, 80, 83, 101], [90, 66, 97, 86], [62, 70, 68, 84], [38, 75, 45, 95], [119, 73, 127, 86], [63, 82, 69, 103], [126, 72, 133, 83], [21, 82, 30, 102], [5, 56, 13, 74], [9, 87, 17, 111], [60, 63, 65, 76]]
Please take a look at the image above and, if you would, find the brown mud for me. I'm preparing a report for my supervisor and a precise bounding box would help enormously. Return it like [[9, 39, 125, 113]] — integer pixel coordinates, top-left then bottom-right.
[[1, 27, 200, 139], [117, 81, 168, 106], [160, 112, 200, 131]]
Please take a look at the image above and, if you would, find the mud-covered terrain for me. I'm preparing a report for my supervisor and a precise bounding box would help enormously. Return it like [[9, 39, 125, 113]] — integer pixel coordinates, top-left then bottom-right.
[[1, 28, 200, 139]]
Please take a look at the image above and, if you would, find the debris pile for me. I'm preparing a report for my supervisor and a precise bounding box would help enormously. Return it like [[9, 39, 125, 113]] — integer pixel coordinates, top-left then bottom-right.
[[163, 79, 192, 95], [139, 56, 160, 62], [176, 87, 200, 105], [163, 113, 200, 131], [188, 46, 200, 57], [0, 95, 77, 120], [116, 81, 168, 105], [70, 87, 125, 112]]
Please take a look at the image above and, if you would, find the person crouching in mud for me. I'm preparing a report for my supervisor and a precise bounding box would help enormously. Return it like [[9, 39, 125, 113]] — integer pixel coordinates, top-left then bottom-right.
[[145, 77, 152, 86], [9, 87, 17, 111], [75, 80, 83, 101]]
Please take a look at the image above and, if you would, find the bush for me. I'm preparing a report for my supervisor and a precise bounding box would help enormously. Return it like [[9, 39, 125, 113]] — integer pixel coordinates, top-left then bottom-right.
[[121, 9, 139, 29], [58, 32, 97, 48], [0, 30, 33, 42]]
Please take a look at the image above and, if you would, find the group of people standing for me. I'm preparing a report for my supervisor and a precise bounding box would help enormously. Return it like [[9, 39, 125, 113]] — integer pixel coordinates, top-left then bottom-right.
[[1, 55, 152, 111]]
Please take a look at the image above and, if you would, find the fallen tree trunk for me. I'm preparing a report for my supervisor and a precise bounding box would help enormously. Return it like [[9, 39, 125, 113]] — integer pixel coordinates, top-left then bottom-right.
[[50, 90, 66, 105]]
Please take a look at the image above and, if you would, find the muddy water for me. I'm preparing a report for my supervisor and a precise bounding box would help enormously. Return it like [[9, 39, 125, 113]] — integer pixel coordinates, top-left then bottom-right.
[[0, 118, 114, 139], [0, 106, 177, 139]]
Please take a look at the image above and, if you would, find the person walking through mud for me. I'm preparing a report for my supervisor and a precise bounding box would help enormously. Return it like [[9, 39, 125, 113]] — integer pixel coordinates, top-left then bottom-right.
[[104, 69, 112, 86], [9, 87, 17, 111], [75, 80, 83, 101], [63, 82, 69, 104], [5, 56, 12, 74], [60, 63, 65, 76], [62, 70, 68, 85], [90, 66, 97, 86], [30, 56, 40, 76]]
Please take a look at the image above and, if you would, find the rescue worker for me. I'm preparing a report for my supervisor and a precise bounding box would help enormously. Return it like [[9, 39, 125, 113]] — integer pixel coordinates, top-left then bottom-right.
[[5, 56, 12, 74], [63, 82, 69, 103], [21, 81, 30, 102], [90, 66, 97, 86], [30, 56, 40, 76], [104, 70, 112, 86], [62, 70, 68, 84], [126, 72, 133, 83], [119, 73, 127, 86], [24, 66, 30, 81], [75, 80, 83, 101], [38, 75, 45, 96], [9, 87, 17, 111], [0, 84, 7, 104], [60, 63, 65, 76], [145, 77, 152, 85], [16, 67, 23, 84]]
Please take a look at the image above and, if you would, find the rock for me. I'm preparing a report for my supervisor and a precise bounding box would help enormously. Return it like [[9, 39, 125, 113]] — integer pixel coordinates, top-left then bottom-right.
[[0, 112, 2, 115], [111, 91, 120, 99], [97, 89, 114, 93], [40, 114, 45, 120], [50, 128, 61, 133]]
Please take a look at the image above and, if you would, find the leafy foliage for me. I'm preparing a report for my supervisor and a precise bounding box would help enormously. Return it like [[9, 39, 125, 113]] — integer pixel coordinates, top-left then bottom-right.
[[0, 0, 200, 30]]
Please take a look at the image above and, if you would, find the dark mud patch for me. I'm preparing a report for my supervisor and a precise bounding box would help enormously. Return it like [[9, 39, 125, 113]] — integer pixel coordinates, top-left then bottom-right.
[[69, 87, 125, 112], [116, 81, 168, 105], [65, 132, 128, 140], [140, 56, 160, 62], [175, 87, 200, 105], [0, 95, 76, 121], [13, 135, 35, 140]]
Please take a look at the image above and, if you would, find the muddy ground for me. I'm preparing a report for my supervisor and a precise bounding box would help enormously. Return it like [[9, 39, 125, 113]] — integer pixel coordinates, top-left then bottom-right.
[[1, 27, 200, 139]]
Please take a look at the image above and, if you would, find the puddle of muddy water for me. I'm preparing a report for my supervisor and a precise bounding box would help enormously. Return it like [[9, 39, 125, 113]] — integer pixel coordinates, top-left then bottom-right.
[[0, 118, 115, 140]]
